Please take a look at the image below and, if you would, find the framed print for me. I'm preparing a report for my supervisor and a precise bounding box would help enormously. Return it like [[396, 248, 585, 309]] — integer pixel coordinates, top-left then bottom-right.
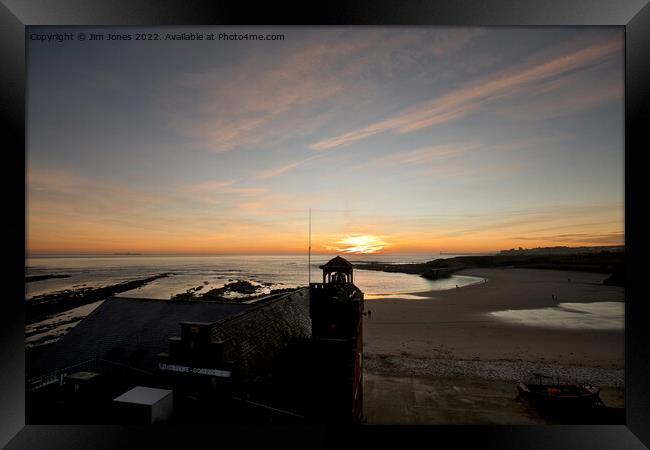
[[1, 1, 649, 449]]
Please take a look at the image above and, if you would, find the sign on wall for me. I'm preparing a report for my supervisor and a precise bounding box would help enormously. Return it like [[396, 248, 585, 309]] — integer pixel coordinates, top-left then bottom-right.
[[159, 363, 231, 378]]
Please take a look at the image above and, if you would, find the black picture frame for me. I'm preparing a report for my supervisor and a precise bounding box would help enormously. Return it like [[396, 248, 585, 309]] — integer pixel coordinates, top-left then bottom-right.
[[2, 1, 648, 448]]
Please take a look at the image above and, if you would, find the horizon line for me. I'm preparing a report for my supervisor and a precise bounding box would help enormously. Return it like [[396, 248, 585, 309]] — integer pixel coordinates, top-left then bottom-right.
[[25, 244, 623, 258], [25, 250, 496, 257]]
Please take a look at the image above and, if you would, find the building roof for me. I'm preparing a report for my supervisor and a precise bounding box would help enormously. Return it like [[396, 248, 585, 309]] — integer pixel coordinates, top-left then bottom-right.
[[28, 297, 252, 376], [66, 371, 101, 382], [211, 289, 311, 384], [113, 386, 173, 405], [319, 255, 353, 271]]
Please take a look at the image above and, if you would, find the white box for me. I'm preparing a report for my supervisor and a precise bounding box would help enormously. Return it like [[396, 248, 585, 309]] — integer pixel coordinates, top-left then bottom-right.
[[113, 386, 173, 423]]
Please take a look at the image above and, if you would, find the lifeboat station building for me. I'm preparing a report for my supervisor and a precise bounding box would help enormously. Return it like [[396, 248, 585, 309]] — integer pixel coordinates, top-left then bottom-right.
[[26, 256, 364, 424]]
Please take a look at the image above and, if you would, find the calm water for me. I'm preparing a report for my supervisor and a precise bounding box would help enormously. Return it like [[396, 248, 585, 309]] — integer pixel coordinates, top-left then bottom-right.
[[488, 302, 624, 330], [26, 253, 486, 300]]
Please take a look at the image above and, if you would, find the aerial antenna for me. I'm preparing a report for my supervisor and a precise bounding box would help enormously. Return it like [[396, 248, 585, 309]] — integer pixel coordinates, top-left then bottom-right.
[[308, 208, 311, 285]]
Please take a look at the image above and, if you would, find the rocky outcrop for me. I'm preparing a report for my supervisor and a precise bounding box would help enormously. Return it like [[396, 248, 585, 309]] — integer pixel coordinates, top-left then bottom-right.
[[420, 265, 465, 280], [26, 273, 173, 324]]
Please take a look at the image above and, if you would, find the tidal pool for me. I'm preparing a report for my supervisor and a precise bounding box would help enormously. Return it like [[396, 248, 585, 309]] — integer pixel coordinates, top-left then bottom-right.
[[488, 301, 624, 330]]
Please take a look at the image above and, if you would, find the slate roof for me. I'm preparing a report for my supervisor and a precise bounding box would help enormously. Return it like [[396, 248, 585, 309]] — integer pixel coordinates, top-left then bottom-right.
[[319, 255, 353, 270], [211, 288, 312, 385], [28, 297, 252, 376]]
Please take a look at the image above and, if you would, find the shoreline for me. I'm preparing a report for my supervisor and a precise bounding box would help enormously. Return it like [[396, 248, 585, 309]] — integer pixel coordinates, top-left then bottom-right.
[[361, 267, 625, 424], [354, 251, 625, 285], [26, 274, 71, 283], [26, 273, 173, 324], [363, 267, 624, 367]]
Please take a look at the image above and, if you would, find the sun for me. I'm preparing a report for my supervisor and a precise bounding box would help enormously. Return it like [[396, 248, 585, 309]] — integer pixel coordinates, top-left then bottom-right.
[[327, 234, 389, 254]]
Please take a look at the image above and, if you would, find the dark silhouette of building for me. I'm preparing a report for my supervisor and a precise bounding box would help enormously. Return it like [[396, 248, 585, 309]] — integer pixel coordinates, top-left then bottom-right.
[[309, 255, 364, 422], [246, 255, 364, 423], [26, 256, 364, 424]]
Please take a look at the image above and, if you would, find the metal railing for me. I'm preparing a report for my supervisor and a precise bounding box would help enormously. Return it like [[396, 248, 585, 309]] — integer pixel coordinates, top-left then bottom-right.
[[26, 357, 154, 392], [231, 396, 310, 421], [26, 357, 98, 391]]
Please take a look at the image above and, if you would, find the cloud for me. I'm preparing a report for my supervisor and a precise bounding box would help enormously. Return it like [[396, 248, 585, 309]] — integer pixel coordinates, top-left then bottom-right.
[[376, 142, 480, 166], [163, 29, 483, 153], [435, 203, 623, 239], [183, 180, 266, 195], [239, 202, 264, 211], [257, 161, 304, 179], [511, 232, 624, 245], [26, 167, 193, 248], [310, 35, 622, 150], [166, 38, 374, 152], [416, 160, 526, 182], [184, 180, 235, 191], [256, 154, 323, 178], [515, 80, 621, 120], [349, 133, 569, 178]]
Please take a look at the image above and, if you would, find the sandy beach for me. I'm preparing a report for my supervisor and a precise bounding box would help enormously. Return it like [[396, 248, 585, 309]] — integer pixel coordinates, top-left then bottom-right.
[[362, 267, 625, 424]]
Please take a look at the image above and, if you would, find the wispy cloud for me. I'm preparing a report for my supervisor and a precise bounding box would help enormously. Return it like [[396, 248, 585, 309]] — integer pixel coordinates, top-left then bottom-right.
[[434, 203, 623, 239], [165, 38, 375, 152], [183, 180, 266, 195], [184, 180, 235, 191], [511, 232, 624, 245], [310, 36, 622, 150], [256, 154, 323, 178], [163, 29, 483, 153], [376, 142, 480, 166], [498, 78, 622, 122], [239, 202, 264, 211]]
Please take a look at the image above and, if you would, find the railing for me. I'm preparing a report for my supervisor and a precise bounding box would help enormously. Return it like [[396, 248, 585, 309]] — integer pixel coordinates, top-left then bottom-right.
[[310, 283, 362, 300], [26, 357, 98, 392], [96, 358, 154, 378], [231, 396, 310, 421], [26, 357, 155, 392]]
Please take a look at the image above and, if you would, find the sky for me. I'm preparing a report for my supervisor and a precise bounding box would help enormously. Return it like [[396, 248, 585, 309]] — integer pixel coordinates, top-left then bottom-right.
[[27, 27, 624, 255]]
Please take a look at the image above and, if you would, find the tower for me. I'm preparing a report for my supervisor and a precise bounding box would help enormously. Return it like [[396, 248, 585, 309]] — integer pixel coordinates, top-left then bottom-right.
[[308, 255, 364, 422]]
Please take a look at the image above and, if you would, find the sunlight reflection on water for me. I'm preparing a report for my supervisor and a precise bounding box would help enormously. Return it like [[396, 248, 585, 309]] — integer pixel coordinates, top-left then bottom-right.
[[364, 294, 432, 300], [489, 301, 624, 330], [362, 274, 484, 299]]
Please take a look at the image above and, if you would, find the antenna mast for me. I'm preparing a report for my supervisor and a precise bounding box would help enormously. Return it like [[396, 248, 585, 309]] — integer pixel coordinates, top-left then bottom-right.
[[308, 208, 311, 285]]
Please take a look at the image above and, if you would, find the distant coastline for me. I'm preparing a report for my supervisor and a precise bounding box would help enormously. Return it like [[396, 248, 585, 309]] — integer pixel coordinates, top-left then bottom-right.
[[439, 252, 494, 256], [498, 245, 624, 256], [354, 248, 625, 285]]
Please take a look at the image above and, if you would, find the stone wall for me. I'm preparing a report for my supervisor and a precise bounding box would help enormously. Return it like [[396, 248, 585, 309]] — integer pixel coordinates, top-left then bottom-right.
[[210, 288, 311, 386]]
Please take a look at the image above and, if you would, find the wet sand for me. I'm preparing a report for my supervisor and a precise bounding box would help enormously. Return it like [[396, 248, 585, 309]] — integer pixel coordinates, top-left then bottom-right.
[[362, 267, 625, 424]]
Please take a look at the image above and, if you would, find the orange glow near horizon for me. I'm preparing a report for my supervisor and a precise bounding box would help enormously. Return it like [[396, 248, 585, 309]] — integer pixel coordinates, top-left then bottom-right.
[[323, 234, 390, 254], [26, 228, 624, 256]]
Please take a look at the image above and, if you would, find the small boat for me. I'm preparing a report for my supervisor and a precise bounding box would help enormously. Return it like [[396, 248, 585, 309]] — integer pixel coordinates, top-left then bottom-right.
[[516, 373, 601, 410]]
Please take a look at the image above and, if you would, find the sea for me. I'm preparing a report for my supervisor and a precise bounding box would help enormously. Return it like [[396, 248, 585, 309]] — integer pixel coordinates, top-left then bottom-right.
[[25, 253, 487, 347], [25, 253, 624, 347], [25, 253, 486, 301]]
